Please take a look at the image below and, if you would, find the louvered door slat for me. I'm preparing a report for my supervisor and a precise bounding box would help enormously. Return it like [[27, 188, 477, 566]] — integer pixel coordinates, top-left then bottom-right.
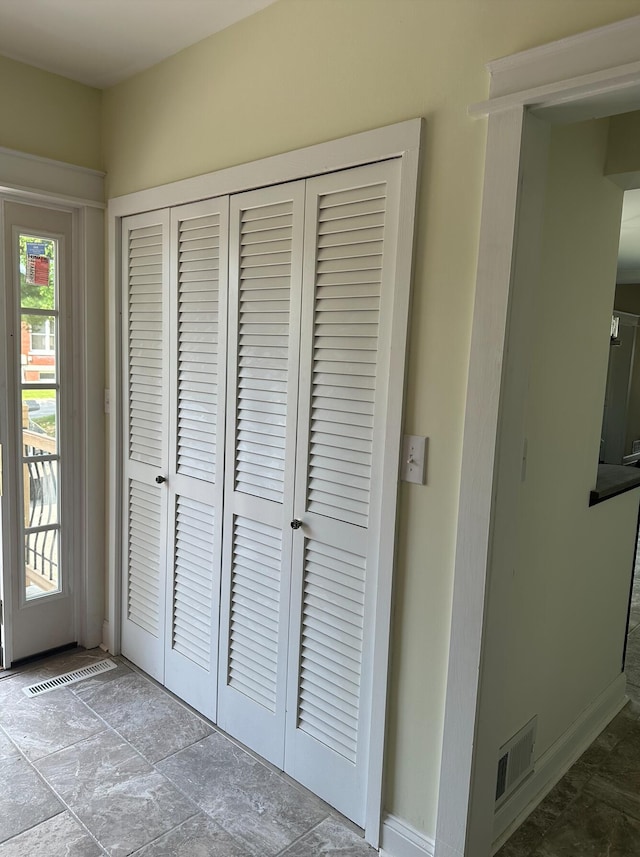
[[175, 530, 214, 560], [127, 222, 164, 468], [299, 682, 359, 722], [128, 539, 159, 565], [171, 495, 215, 670], [286, 160, 403, 827], [227, 515, 282, 713], [218, 181, 304, 769], [128, 575, 158, 604], [126, 478, 162, 636], [164, 198, 229, 723], [121, 211, 169, 685], [306, 177, 386, 530], [309, 198, 380, 528], [176, 210, 221, 483], [302, 628, 362, 671], [173, 584, 212, 617], [233, 198, 295, 504]]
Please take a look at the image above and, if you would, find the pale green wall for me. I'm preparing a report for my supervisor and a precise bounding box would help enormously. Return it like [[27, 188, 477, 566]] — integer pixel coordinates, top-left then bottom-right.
[[100, 0, 640, 837], [501, 120, 636, 758], [606, 110, 640, 177], [0, 55, 101, 169]]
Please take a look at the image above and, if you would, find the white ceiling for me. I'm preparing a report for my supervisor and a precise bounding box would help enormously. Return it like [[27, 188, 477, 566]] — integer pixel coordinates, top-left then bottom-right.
[[0, 0, 278, 89], [618, 189, 640, 285]]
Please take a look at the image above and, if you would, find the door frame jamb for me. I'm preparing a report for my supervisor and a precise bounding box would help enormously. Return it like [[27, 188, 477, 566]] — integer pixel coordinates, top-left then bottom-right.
[[0, 149, 104, 667], [435, 14, 640, 857]]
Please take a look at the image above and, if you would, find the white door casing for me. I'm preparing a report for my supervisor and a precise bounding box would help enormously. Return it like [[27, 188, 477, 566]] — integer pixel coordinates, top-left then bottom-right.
[[107, 119, 422, 846], [0, 149, 104, 670], [438, 17, 640, 857], [2, 201, 76, 662], [118, 163, 409, 827]]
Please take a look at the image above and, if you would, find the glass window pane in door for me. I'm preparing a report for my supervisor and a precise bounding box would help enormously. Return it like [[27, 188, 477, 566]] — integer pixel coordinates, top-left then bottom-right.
[[20, 237, 55, 311], [25, 529, 59, 598], [17, 233, 62, 602], [22, 389, 58, 454]]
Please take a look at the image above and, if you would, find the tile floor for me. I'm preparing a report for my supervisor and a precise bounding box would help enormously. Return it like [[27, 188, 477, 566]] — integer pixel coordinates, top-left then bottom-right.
[[0, 649, 375, 857], [4, 570, 640, 857], [496, 568, 640, 857]]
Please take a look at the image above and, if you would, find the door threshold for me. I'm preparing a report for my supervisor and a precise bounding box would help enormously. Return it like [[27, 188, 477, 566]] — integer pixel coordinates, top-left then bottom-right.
[[11, 641, 79, 669]]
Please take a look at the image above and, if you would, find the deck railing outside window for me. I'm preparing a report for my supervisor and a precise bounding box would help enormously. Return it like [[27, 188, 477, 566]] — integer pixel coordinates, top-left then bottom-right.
[[23, 416, 59, 595]]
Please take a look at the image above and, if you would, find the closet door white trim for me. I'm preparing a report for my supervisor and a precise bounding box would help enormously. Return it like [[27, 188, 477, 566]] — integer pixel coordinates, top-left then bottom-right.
[[121, 209, 170, 682], [217, 181, 305, 766], [285, 160, 402, 826], [164, 197, 229, 720], [109, 123, 422, 848]]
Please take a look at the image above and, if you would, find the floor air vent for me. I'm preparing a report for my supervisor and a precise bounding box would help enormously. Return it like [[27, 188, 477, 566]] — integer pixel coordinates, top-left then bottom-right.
[[495, 716, 537, 805], [23, 659, 117, 698]]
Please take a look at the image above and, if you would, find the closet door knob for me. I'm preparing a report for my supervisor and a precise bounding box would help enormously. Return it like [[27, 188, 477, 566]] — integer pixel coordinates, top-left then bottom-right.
[[290, 519, 302, 530], [155, 475, 166, 484]]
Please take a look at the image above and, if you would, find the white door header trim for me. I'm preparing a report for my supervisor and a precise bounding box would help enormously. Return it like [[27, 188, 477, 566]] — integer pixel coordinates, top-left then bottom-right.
[[486, 14, 640, 97], [108, 119, 422, 216], [470, 15, 640, 121], [0, 146, 104, 208]]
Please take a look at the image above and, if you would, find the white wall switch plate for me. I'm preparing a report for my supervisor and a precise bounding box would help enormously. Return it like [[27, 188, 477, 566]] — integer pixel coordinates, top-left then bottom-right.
[[401, 434, 427, 484]]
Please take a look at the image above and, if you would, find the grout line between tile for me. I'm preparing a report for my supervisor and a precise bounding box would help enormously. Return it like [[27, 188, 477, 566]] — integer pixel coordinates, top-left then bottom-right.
[[68, 663, 216, 767], [1, 659, 154, 855], [116, 655, 214, 729], [2, 733, 108, 855], [124, 812, 202, 857], [88, 656, 352, 851], [69, 689, 169, 767], [1, 649, 361, 857], [0, 809, 65, 850], [112, 654, 338, 831], [149, 746, 326, 857], [0, 651, 202, 854], [21, 689, 199, 855], [274, 816, 328, 856], [0, 721, 23, 760]]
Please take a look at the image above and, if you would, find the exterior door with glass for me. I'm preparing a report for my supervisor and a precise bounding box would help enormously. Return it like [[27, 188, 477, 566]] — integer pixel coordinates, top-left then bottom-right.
[[0, 201, 76, 663]]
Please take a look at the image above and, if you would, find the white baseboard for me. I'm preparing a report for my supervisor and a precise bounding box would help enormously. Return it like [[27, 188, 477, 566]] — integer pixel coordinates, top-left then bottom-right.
[[492, 672, 627, 852], [380, 813, 435, 857]]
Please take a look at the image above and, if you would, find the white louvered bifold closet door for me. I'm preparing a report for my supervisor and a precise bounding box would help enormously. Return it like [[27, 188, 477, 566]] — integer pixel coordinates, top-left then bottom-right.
[[217, 182, 305, 766], [163, 198, 229, 720], [284, 161, 402, 826], [121, 210, 170, 683]]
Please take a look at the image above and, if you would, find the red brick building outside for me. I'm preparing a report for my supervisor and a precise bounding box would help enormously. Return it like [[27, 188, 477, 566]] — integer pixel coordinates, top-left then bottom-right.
[[21, 320, 55, 382]]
